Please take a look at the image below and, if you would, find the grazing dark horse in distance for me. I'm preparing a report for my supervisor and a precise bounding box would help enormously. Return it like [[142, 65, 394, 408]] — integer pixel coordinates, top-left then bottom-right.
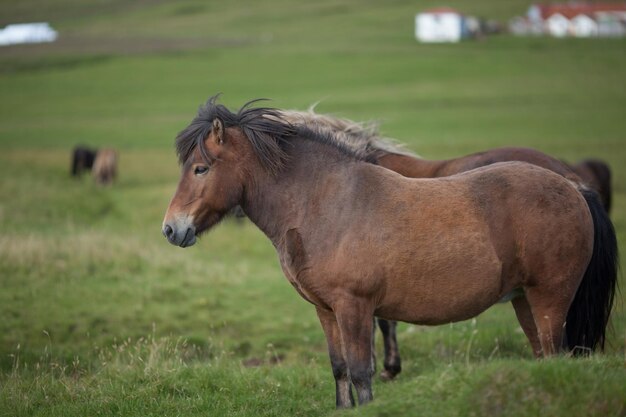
[[280, 109, 616, 380], [162, 97, 617, 408], [71, 146, 97, 177], [92, 148, 118, 186]]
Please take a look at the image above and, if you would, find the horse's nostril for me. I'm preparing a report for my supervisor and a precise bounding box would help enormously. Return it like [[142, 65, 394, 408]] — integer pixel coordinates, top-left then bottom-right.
[[163, 224, 174, 238]]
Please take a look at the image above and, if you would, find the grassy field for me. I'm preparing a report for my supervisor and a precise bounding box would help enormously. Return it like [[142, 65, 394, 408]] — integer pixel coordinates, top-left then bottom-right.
[[1, 1, 625, 415]]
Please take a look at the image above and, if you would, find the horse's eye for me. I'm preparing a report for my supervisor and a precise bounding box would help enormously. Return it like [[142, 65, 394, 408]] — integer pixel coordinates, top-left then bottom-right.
[[194, 166, 209, 175]]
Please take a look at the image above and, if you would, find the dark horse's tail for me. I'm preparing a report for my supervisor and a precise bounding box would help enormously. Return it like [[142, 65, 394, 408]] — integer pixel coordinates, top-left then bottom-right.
[[565, 189, 619, 354]]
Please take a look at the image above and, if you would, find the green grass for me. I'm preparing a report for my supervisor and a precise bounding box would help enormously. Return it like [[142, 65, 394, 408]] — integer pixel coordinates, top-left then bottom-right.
[[0, 1, 625, 415]]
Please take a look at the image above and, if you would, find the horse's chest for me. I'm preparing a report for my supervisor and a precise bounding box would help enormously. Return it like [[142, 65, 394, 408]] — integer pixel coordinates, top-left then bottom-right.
[[277, 228, 328, 308]]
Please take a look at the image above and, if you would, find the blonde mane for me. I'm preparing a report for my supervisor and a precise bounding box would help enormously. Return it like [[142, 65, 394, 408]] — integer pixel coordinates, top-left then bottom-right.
[[278, 108, 419, 160]]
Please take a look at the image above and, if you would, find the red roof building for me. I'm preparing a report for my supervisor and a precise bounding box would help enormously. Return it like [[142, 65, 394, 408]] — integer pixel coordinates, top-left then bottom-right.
[[515, 3, 626, 37]]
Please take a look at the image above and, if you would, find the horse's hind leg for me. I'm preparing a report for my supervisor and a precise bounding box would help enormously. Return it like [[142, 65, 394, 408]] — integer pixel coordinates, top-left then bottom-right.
[[523, 287, 570, 356], [377, 318, 402, 380], [316, 306, 354, 408], [511, 296, 542, 357]]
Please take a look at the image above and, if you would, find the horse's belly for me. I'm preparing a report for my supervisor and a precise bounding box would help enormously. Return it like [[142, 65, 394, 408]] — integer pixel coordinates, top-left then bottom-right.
[[377, 290, 499, 325], [376, 257, 505, 325]]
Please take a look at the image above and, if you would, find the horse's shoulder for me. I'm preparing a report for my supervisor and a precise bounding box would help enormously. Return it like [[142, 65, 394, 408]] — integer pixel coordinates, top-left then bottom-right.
[[284, 228, 308, 273]]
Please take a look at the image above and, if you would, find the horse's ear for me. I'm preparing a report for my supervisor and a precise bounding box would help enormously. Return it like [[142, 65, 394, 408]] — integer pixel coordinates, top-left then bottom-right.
[[212, 118, 225, 145]]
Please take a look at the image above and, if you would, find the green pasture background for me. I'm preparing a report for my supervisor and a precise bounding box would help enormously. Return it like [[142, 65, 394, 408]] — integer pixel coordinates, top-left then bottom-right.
[[0, 1, 625, 415]]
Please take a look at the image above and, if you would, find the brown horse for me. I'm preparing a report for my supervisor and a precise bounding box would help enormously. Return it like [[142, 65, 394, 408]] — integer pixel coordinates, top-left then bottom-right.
[[280, 109, 615, 380], [162, 97, 617, 408], [92, 148, 118, 186]]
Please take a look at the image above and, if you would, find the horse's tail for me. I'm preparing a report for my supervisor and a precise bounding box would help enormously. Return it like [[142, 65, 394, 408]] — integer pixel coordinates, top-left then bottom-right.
[[565, 188, 619, 354]]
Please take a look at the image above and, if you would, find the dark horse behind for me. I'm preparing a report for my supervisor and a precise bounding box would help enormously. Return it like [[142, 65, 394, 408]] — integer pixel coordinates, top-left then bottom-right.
[[162, 97, 618, 408]]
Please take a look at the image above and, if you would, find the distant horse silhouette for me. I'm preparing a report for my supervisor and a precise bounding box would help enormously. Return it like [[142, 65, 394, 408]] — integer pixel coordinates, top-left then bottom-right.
[[71, 146, 97, 177], [280, 109, 616, 380], [162, 97, 617, 408], [92, 148, 118, 186]]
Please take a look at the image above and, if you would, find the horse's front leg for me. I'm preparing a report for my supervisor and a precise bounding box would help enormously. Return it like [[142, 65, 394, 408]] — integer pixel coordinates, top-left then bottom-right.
[[334, 299, 375, 405], [315, 306, 354, 408]]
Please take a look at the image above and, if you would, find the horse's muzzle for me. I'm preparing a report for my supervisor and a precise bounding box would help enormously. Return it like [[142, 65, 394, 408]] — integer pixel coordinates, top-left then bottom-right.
[[162, 222, 197, 248]]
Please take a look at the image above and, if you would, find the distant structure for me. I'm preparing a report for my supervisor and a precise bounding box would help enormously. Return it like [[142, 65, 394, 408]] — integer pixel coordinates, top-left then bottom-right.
[[415, 8, 466, 43], [415, 8, 500, 43], [0, 23, 57, 46], [509, 3, 626, 37]]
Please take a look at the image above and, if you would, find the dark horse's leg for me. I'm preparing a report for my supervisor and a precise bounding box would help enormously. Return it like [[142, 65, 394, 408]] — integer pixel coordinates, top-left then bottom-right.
[[316, 306, 354, 408], [377, 318, 402, 380], [371, 318, 377, 375]]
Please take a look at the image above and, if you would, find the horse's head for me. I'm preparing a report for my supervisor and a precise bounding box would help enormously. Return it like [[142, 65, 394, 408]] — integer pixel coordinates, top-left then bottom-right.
[[162, 118, 245, 247]]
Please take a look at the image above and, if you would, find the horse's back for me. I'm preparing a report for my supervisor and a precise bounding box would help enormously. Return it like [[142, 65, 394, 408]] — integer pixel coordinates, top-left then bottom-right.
[[439, 147, 577, 181], [340, 160, 592, 274]]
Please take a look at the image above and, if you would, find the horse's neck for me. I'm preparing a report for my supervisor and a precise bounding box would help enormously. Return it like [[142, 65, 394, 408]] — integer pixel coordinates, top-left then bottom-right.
[[242, 141, 362, 244], [377, 153, 447, 178], [242, 179, 296, 244]]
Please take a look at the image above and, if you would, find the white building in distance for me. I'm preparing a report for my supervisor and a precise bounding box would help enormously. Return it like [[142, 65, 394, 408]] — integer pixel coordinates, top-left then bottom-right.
[[0, 23, 58, 46], [415, 8, 466, 43], [510, 3, 626, 37]]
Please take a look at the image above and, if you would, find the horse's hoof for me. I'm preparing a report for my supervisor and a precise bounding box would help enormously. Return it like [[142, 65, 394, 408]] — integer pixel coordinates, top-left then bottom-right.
[[379, 370, 397, 382]]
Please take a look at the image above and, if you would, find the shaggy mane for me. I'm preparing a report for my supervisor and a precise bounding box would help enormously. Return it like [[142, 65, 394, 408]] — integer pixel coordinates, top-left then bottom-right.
[[175, 96, 381, 175], [279, 108, 418, 160]]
